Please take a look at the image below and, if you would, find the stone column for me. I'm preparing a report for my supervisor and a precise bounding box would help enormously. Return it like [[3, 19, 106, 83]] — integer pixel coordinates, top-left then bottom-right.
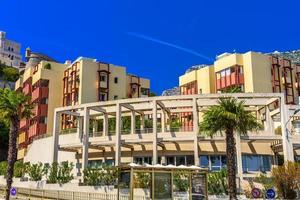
[[265, 105, 274, 133], [140, 114, 145, 132], [131, 111, 136, 134], [235, 133, 243, 179], [92, 119, 98, 137], [76, 116, 83, 140], [281, 100, 294, 162], [152, 100, 158, 165], [52, 110, 60, 163], [192, 98, 200, 166], [103, 114, 108, 136], [82, 107, 90, 170], [115, 103, 122, 166], [161, 111, 166, 133]]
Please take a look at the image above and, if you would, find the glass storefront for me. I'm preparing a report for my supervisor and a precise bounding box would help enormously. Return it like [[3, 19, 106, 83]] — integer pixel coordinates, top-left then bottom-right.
[[242, 155, 272, 172]]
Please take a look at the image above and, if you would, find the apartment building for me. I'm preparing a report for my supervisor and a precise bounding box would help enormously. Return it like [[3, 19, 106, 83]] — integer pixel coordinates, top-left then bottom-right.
[[0, 31, 22, 69], [16, 57, 150, 159], [179, 51, 300, 104]]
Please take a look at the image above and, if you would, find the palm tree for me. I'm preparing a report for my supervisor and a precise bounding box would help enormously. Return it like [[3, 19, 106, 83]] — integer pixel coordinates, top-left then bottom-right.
[[0, 88, 33, 200], [200, 97, 262, 199]]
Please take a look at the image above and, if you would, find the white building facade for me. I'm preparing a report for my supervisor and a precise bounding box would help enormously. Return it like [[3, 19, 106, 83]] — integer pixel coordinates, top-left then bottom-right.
[[23, 93, 300, 179]]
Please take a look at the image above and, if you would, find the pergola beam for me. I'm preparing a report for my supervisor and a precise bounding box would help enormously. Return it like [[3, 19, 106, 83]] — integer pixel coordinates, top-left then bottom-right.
[[121, 103, 144, 115], [157, 100, 171, 115]]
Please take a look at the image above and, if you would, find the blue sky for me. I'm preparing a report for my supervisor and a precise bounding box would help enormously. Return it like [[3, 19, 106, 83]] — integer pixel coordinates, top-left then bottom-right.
[[1, 0, 299, 94]]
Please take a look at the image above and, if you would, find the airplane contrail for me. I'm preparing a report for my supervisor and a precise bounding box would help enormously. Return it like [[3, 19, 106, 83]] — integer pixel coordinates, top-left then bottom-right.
[[126, 32, 213, 62]]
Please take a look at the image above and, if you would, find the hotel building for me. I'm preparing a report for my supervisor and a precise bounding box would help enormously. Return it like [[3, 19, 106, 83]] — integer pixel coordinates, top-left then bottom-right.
[[18, 51, 300, 182], [16, 57, 150, 159]]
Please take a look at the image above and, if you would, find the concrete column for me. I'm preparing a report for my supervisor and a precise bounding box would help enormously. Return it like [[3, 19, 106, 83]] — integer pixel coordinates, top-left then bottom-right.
[[52, 111, 60, 163], [235, 133, 243, 179], [76, 116, 83, 140], [161, 111, 166, 133], [265, 105, 274, 133], [82, 107, 90, 170], [103, 114, 108, 136], [166, 114, 171, 131], [152, 100, 158, 165], [115, 103, 122, 166], [140, 114, 145, 131], [280, 101, 295, 162], [92, 119, 98, 137], [192, 98, 199, 166], [131, 111, 136, 134]]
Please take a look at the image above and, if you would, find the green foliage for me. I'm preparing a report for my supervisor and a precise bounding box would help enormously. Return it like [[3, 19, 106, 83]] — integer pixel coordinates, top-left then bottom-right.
[[83, 165, 119, 186], [0, 161, 7, 176], [46, 162, 74, 184], [207, 168, 228, 195], [0, 88, 33, 120], [199, 97, 262, 137], [44, 63, 51, 70], [2, 67, 19, 82], [134, 172, 151, 188], [108, 118, 116, 134], [13, 161, 28, 178], [272, 161, 300, 199], [27, 162, 46, 181], [83, 169, 102, 186], [173, 171, 189, 192]]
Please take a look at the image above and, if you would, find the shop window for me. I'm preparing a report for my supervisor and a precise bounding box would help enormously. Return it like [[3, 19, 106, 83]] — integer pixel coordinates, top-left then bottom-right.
[[242, 155, 272, 172]]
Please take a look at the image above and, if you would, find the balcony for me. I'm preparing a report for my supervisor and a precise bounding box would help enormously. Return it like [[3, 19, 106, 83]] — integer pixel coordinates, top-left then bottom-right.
[[22, 84, 31, 95], [33, 104, 48, 117], [28, 123, 47, 138], [31, 87, 49, 102], [216, 72, 244, 90]]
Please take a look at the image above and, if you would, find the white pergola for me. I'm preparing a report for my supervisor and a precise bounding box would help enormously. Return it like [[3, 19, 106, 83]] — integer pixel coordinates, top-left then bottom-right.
[[51, 93, 296, 177]]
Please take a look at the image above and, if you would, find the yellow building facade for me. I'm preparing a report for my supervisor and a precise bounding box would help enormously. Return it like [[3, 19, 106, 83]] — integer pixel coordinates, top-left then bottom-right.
[[180, 51, 300, 104], [16, 57, 150, 159]]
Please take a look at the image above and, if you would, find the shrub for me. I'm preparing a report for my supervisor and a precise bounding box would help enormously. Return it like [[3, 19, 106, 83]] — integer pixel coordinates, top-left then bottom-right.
[[207, 168, 228, 195], [173, 171, 189, 192], [47, 162, 58, 184], [272, 161, 300, 199], [0, 161, 7, 176], [27, 162, 45, 181], [57, 161, 74, 184], [83, 165, 119, 186], [13, 161, 27, 178], [83, 169, 102, 186], [46, 162, 74, 184], [134, 172, 151, 188]]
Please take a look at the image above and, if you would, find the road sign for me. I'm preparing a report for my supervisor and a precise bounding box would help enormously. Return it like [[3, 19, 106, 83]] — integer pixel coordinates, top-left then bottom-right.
[[266, 188, 276, 199], [10, 187, 17, 196], [251, 188, 261, 198]]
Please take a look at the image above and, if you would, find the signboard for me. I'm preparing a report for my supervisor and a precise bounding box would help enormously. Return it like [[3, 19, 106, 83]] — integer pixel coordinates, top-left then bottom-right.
[[265, 188, 276, 199], [191, 174, 206, 200], [10, 187, 17, 196], [251, 188, 261, 198]]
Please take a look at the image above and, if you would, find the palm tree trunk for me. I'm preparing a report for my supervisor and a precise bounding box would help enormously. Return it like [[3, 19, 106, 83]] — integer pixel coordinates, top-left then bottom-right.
[[225, 129, 237, 200], [5, 117, 19, 200]]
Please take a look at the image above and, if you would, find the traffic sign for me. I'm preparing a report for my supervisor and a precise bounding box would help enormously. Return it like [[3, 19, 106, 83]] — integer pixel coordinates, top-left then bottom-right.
[[251, 188, 261, 198], [10, 187, 17, 196], [266, 188, 276, 199]]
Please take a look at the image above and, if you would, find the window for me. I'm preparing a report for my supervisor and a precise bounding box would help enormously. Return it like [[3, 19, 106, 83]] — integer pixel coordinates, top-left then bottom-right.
[[166, 155, 194, 166], [114, 77, 118, 83], [141, 88, 149, 96], [99, 94, 106, 101], [114, 95, 118, 100], [88, 160, 103, 169], [100, 75, 106, 82], [134, 157, 153, 165], [200, 155, 227, 171], [242, 155, 272, 172]]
